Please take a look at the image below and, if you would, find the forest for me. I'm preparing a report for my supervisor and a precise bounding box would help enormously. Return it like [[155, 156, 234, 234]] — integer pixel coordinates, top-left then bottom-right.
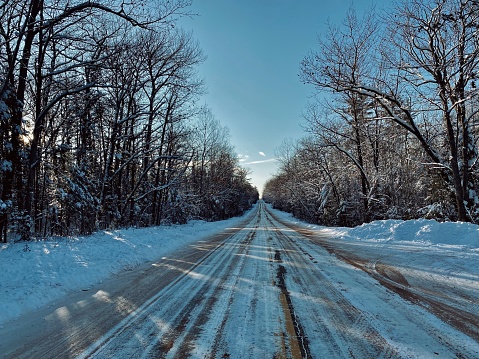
[[0, 0, 258, 242], [264, 0, 479, 227]]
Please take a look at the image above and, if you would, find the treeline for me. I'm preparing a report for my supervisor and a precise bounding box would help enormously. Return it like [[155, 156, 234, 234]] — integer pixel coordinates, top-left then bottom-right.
[[264, 1, 479, 226], [0, 1, 258, 242]]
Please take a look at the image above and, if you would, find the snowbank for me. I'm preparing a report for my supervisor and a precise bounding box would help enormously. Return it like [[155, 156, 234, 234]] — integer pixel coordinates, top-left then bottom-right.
[[338, 219, 479, 249], [268, 205, 479, 249]]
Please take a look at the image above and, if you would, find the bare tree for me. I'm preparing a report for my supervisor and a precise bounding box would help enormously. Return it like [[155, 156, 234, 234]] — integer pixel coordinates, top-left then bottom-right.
[[301, 1, 479, 222], [0, 0, 192, 241]]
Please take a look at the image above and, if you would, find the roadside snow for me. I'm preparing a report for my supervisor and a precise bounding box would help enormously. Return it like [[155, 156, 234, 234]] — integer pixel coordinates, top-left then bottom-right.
[[0, 213, 251, 327], [268, 206, 479, 357], [338, 218, 479, 249], [1, 204, 478, 337], [271, 207, 479, 250]]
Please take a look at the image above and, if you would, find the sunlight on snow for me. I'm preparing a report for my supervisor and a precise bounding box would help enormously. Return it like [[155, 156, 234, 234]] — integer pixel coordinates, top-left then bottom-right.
[[115, 296, 137, 316], [74, 300, 88, 309], [55, 306, 71, 321], [93, 290, 113, 303], [156, 262, 208, 280]]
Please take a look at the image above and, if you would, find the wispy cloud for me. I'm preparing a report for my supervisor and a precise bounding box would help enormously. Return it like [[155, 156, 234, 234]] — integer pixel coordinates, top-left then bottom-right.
[[259, 151, 266, 156], [242, 158, 277, 165]]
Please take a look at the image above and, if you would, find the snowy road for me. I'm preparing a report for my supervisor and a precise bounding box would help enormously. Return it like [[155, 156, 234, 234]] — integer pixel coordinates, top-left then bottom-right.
[[2, 202, 478, 358]]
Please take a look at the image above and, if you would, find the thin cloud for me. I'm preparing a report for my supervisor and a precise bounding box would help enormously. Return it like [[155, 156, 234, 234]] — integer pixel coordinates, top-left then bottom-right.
[[242, 158, 277, 165]]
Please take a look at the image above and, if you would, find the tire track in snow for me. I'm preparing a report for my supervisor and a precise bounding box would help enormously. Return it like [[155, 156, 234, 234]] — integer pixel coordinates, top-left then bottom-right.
[[193, 201, 290, 358], [159, 220, 260, 358], [281, 216, 479, 345], [186, 201, 306, 358], [263, 209, 400, 359], [205, 214, 262, 358], [23, 202, 476, 359], [265, 207, 478, 358], [78, 211, 261, 358]]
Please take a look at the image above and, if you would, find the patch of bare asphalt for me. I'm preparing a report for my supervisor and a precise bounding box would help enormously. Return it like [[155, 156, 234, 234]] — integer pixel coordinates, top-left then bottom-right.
[[274, 250, 312, 359]]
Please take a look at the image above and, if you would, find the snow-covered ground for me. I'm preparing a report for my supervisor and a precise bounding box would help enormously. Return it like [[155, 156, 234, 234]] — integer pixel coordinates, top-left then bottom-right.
[[1, 204, 478, 333], [273, 208, 479, 316], [0, 212, 253, 327], [273, 208, 479, 280], [271, 207, 479, 250]]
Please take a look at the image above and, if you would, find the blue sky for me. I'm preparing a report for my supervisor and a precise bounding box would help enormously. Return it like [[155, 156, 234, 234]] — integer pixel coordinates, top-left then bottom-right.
[[179, 0, 387, 194]]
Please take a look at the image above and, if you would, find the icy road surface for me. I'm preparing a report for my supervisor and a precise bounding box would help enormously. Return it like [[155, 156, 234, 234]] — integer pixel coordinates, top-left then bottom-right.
[[2, 202, 478, 358]]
